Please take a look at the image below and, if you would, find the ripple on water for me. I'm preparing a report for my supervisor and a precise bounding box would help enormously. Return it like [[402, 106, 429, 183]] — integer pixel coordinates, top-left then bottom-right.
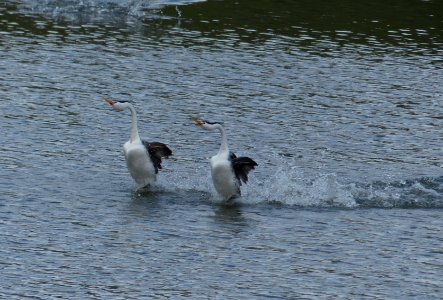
[[1, 0, 443, 299]]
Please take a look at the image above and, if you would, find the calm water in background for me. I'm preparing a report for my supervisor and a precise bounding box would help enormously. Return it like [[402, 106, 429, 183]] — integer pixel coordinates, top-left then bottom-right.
[[1, 0, 442, 298]]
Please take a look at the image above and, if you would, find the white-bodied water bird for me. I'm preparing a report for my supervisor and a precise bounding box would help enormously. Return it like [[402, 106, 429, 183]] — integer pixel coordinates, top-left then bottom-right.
[[105, 98, 172, 189], [193, 118, 257, 201]]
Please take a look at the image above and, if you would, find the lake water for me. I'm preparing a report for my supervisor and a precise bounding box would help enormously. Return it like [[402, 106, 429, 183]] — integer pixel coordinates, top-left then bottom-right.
[[1, 0, 442, 298]]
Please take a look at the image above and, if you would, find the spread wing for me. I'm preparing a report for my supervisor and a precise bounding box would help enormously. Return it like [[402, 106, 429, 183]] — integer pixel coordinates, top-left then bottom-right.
[[229, 151, 237, 160], [230, 154, 258, 185], [142, 141, 172, 174]]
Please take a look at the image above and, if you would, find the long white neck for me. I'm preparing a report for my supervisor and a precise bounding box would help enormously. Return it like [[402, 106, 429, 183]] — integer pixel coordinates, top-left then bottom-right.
[[216, 124, 229, 154], [126, 103, 140, 143]]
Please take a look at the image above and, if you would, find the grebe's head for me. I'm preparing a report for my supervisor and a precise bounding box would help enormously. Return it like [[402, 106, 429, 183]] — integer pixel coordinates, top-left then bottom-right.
[[105, 98, 130, 112], [192, 118, 223, 131]]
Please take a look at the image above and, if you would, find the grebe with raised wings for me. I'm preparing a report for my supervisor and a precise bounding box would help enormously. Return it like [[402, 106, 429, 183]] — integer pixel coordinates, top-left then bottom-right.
[[193, 118, 257, 201], [105, 98, 172, 189]]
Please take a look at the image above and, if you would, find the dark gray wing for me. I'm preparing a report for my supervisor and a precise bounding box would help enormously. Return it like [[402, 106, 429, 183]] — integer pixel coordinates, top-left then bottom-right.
[[142, 141, 172, 174], [229, 151, 237, 160], [230, 154, 258, 185]]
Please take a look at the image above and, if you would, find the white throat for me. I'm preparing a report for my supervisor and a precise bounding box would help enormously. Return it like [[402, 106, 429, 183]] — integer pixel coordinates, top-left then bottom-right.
[[218, 125, 228, 154], [125, 103, 140, 143]]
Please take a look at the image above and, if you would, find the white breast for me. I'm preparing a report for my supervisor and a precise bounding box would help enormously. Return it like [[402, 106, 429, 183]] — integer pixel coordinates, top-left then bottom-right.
[[210, 154, 240, 200], [124, 141, 156, 187]]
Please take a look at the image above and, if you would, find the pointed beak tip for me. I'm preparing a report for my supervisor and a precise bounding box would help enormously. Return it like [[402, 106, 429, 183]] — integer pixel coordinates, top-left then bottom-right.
[[104, 98, 115, 105]]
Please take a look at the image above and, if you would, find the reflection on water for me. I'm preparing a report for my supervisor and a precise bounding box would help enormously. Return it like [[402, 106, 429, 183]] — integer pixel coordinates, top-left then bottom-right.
[[3, 0, 443, 50], [212, 204, 248, 227], [2, 0, 442, 57]]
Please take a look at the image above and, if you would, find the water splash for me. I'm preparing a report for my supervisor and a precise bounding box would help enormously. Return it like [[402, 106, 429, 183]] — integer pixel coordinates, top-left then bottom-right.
[[245, 167, 357, 208], [240, 167, 443, 209], [126, 160, 443, 209], [15, 0, 204, 24], [352, 176, 443, 208]]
